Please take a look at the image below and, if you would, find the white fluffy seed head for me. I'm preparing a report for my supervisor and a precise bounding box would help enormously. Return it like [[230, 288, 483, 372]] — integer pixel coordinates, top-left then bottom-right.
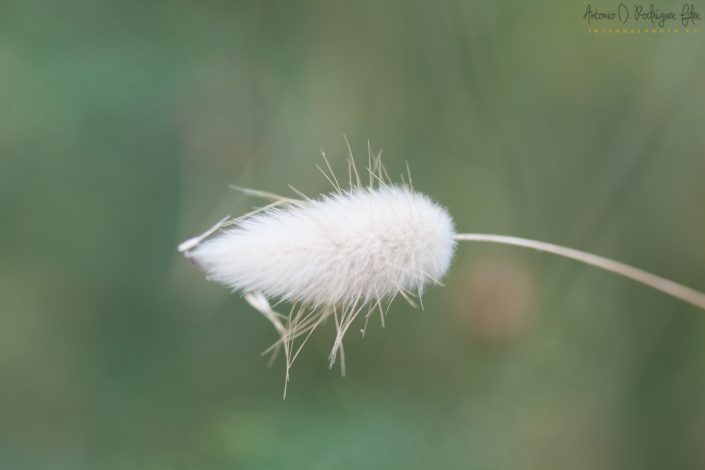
[[190, 185, 456, 308]]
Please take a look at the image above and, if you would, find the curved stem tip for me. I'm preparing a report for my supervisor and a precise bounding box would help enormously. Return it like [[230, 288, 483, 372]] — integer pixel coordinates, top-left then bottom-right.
[[454, 233, 705, 311]]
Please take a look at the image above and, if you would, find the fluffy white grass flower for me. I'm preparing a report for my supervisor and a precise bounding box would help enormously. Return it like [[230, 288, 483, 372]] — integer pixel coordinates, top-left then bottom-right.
[[190, 186, 455, 309], [180, 149, 454, 396], [180, 143, 705, 397]]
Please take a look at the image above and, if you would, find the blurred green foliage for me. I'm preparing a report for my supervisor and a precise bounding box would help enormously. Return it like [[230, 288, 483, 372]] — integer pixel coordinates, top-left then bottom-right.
[[1, 0, 704, 469]]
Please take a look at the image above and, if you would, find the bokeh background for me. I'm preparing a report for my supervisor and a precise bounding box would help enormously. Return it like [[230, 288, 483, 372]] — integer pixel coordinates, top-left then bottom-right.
[[2, 0, 705, 469]]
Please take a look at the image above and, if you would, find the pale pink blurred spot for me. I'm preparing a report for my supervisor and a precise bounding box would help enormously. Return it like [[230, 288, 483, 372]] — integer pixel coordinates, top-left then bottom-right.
[[452, 257, 537, 344]]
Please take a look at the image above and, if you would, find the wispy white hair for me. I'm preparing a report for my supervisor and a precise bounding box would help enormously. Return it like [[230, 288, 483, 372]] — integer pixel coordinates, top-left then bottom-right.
[[191, 186, 455, 308], [180, 147, 455, 395]]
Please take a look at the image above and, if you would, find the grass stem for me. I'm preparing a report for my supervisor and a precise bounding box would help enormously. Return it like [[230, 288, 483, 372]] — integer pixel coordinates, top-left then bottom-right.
[[454, 233, 705, 311]]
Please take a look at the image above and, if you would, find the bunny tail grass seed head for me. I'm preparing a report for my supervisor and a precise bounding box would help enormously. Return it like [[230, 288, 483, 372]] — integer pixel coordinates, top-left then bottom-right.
[[181, 141, 705, 397], [190, 186, 455, 308], [180, 145, 456, 396]]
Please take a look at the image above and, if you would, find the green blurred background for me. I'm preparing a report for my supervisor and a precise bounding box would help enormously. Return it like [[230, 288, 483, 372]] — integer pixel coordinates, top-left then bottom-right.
[[2, 0, 704, 468]]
